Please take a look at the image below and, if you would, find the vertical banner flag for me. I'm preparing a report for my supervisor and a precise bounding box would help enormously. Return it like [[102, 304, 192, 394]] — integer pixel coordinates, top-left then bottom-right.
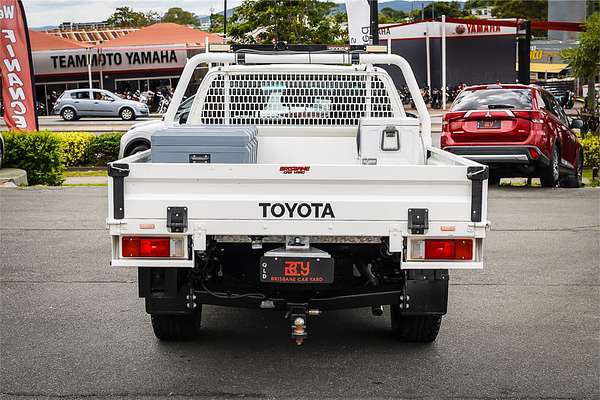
[[1, 0, 39, 131], [346, 0, 371, 45]]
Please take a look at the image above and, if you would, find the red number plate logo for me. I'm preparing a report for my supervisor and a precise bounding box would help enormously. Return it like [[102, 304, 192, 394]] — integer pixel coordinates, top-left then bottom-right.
[[284, 261, 310, 277]]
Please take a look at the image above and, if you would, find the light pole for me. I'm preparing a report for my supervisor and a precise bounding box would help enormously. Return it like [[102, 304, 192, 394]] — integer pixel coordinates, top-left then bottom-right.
[[223, 0, 227, 43]]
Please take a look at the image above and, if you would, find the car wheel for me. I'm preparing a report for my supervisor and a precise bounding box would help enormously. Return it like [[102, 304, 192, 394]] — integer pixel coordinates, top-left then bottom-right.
[[126, 143, 150, 157], [560, 152, 583, 188], [61, 107, 76, 121], [390, 305, 442, 342], [120, 107, 135, 121], [151, 307, 202, 341], [540, 144, 560, 188]]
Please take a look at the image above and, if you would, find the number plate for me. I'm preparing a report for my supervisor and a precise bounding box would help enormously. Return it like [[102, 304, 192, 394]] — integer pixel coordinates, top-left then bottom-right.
[[477, 120, 501, 129], [260, 256, 334, 284]]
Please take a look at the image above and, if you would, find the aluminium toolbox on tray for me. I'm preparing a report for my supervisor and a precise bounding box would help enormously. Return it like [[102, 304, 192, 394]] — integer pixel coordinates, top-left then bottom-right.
[[151, 125, 258, 163]]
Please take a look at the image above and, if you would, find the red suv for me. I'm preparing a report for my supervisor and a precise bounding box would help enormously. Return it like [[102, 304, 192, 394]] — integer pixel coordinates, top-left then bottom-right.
[[441, 84, 584, 187]]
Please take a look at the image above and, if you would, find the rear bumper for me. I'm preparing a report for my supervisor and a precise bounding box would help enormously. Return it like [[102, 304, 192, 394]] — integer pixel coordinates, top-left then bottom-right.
[[444, 146, 550, 167]]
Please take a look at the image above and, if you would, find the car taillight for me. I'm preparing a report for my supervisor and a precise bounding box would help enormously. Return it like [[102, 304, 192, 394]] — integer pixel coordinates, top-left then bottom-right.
[[410, 239, 473, 261], [514, 110, 544, 125], [122, 236, 184, 258], [443, 112, 465, 133], [529, 148, 539, 159]]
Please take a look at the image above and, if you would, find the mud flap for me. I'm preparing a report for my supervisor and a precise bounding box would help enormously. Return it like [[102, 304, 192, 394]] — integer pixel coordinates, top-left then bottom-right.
[[400, 269, 448, 315]]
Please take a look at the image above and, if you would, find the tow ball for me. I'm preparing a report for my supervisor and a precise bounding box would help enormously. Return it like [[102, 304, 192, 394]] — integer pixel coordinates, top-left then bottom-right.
[[287, 303, 321, 345]]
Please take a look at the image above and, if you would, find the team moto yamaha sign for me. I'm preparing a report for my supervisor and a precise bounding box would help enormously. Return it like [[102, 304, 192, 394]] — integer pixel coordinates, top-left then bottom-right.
[[33, 46, 188, 76], [1, 0, 38, 131]]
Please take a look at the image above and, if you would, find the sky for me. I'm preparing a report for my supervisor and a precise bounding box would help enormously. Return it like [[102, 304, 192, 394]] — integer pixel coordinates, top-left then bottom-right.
[[22, 0, 248, 27]]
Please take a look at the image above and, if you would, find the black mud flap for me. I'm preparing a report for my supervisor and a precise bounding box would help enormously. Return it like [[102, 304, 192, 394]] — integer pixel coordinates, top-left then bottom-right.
[[399, 269, 449, 315], [139, 268, 195, 315]]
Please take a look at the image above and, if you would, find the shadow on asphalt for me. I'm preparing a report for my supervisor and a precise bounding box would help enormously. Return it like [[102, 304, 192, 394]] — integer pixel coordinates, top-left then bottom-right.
[[150, 306, 435, 355]]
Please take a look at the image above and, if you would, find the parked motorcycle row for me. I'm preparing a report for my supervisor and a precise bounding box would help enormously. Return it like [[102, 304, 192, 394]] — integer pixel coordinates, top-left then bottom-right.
[[398, 83, 466, 109], [399, 83, 578, 111], [117, 88, 173, 114]]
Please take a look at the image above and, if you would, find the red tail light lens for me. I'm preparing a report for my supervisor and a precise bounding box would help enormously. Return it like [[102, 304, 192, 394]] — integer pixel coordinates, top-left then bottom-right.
[[412, 239, 474, 260], [529, 148, 539, 159], [122, 236, 171, 257]]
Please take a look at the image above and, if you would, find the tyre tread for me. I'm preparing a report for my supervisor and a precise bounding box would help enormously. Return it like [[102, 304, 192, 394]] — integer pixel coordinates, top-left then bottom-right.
[[390, 306, 442, 342], [151, 308, 201, 341]]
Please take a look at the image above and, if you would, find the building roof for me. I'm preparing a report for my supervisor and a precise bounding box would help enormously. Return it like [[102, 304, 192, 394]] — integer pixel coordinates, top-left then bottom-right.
[[98, 23, 222, 48], [48, 27, 138, 45], [29, 29, 90, 51]]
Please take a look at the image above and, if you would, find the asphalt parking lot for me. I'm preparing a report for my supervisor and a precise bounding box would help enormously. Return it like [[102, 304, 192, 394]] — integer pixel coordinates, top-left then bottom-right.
[[0, 186, 598, 399]]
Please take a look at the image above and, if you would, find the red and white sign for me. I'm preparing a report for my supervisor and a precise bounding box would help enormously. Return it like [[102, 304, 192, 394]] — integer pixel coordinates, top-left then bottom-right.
[[379, 20, 516, 40], [1, 0, 38, 131]]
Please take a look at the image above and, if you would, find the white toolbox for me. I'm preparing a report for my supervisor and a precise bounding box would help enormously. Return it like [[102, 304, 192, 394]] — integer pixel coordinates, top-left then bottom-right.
[[357, 117, 423, 165]]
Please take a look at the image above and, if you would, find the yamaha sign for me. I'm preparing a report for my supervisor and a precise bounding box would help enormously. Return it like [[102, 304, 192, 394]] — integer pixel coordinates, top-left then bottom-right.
[[33, 46, 188, 76]]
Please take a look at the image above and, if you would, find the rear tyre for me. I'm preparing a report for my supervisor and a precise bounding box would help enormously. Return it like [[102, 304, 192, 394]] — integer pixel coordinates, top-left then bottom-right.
[[560, 152, 583, 188], [390, 305, 442, 342], [61, 107, 77, 121], [540, 144, 560, 188], [126, 143, 150, 157], [151, 306, 202, 341], [120, 107, 136, 121]]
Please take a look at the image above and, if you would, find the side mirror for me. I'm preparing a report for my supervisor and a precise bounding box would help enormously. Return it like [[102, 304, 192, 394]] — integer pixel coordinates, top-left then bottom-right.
[[570, 118, 584, 129], [178, 111, 189, 125]]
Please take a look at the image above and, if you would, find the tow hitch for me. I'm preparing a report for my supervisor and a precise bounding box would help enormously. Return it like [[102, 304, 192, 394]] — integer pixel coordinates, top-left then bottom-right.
[[287, 303, 321, 345]]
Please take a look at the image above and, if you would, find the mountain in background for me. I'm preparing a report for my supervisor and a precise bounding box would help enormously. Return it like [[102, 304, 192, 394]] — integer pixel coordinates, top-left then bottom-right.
[[198, 0, 440, 22], [335, 0, 435, 13]]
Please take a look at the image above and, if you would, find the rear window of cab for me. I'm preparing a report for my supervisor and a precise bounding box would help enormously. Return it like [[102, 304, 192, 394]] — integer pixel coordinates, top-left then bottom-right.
[[452, 89, 532, 111]]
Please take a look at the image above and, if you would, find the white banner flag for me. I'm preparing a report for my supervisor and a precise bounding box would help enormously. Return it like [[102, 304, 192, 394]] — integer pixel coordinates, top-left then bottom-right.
[[346, 0, 371, 45]]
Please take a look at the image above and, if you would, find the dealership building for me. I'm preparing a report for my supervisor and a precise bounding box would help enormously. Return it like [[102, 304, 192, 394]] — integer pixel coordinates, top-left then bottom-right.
[[29, 23, 221, 114], [26, 20, 580, 114]]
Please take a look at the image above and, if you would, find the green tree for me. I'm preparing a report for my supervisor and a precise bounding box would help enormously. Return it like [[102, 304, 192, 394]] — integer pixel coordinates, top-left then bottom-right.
[[106, 6, 158, 27], [491, 0, 547, 20], [161, 7, 198, 26], [411, 1, 468, 19], [379, 7, 407, 23], [561, 12, 600, 115], [462, 0, 493, 10], [209, 13, 225, 33], [228, 0, 344, 44]]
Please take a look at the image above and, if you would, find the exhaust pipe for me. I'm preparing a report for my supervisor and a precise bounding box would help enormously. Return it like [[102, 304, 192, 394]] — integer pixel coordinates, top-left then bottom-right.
[[357, 262, 379, 286], [371, 305, 384, 316]]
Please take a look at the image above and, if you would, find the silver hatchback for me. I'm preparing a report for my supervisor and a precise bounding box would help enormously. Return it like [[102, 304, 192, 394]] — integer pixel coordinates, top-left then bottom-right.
[[52, 89, 149, 121]]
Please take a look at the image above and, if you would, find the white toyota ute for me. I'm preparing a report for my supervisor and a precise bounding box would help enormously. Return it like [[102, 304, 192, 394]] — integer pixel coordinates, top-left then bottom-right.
[[107, 45, 490, 344]]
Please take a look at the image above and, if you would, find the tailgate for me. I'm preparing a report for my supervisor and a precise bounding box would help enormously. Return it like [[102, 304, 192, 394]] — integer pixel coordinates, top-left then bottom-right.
[[107, 148, 488, 268]]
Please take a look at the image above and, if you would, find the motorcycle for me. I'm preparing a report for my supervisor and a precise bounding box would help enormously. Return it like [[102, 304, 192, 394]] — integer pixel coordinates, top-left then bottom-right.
[[156, 91, 171, 115], [430, 87, 443, 109]]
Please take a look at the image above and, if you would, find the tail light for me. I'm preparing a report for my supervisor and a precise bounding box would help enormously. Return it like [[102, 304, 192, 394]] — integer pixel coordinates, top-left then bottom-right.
[[529, 148, 539, 159], [122, 236, 185, 258], [513, 110, 544, 125], [410, 238, 474, 261], [443, 112, 465, 133]]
